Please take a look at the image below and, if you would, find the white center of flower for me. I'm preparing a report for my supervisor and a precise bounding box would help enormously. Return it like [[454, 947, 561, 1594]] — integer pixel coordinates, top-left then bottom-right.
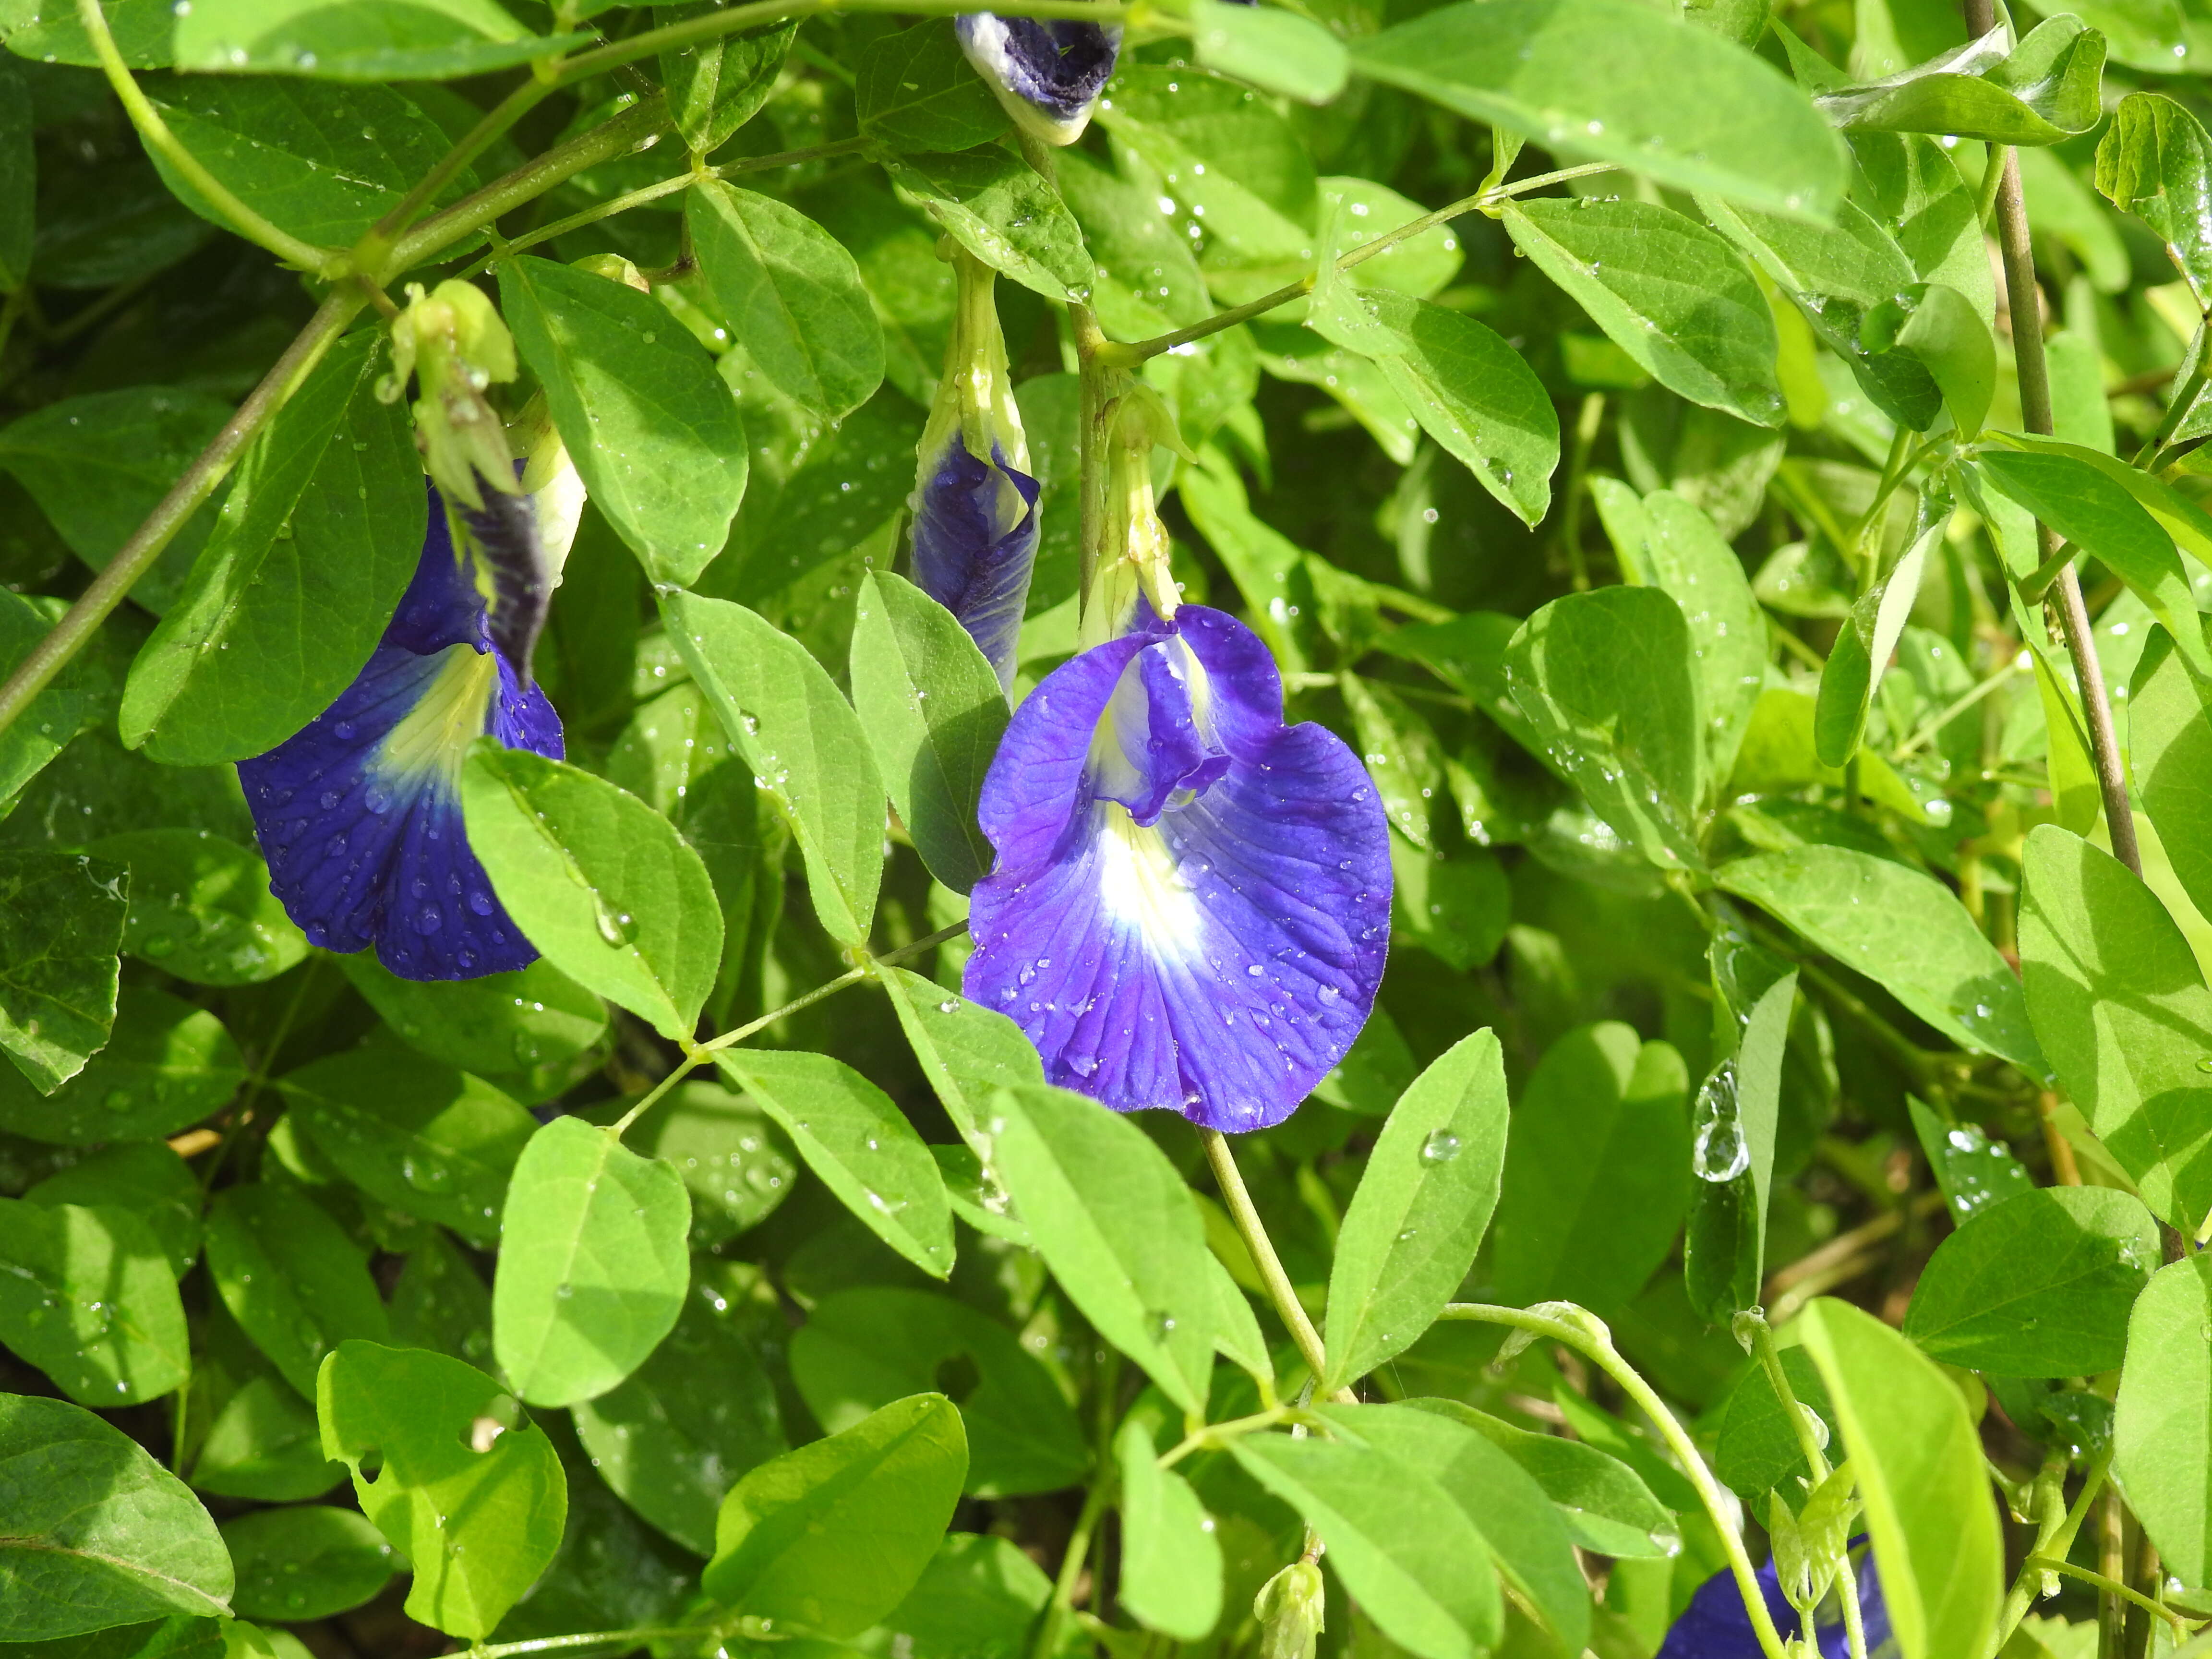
[[379, 644, 499, 791], [1094, 805, 1204, 960]]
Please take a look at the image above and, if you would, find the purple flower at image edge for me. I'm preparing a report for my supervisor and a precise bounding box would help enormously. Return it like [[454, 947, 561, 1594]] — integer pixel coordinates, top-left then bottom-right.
[[956, 11, 1120, 144], [1659, 1551, 1893, 1659], [238, 481, 565, 982], [964, 602, 1392, 1133]]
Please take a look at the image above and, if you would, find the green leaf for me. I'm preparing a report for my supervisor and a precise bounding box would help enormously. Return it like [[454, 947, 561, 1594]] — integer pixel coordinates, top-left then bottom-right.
[[279, 1048, 536, 1245], [664, 591, 885, 947], [1907, 1098, 2035, 1223], [1328, 1401, 1590, 1657], [189, 1298, 345, 1502], [702, 1392, 968, 1637], [1188, 0, 1347, 103], [658, 6, 798, 155], [604, 1078, 798, 1248], [0, 592, 106, 806], [0, 1198, 188, 1404], [221, 1505, 394, 1623], [1230, 1429, 1502, 1659], [0, 59, 26, 291], [1443, 1404, 1676, 1558], [1116, 1418, 1222, 1641], [1682, 935, 1797, 1322], [984, 1082, 1217, 1415], [871, 1531, 1057, 1659], [1501, 199, 1782, 429], [205, 1183, 389, 1398], [1700, 194, 1948, 431], [1714, 1345, 1835, 1502], [2114, 1255, 2212, 1585], [139, 75, 458, 244], [570, 1269, 786, 1556], [1390, 842, 1509, 972], [317, 1340, 567, 1640], [1307, 283, 1557, 527], [120, 329, 424, 765], [1718, 845, 2043, 1070], [849, 571, 1009, 894], [886, 149, 1096, 305], [0, 0, 173, 65], [1813, 18, 2106, 145], [1503, 586, 1706, 871], [1094, 64, 1314, 289], [1798, 1297, 2003, 1659], [1871, 283, 1995, 436], [2097, 93, 2212, 299], [459, 744, 722, 1044], [171, 0, 577, 78], [854, 19, 1007, 152], [25, 1140, 203, 1278], [1977, 449, 2212, 678], [490, 1114, 691, 1407], [875, 965, 1044, 1146], [1352, 0, 1845, 217], [791, 1286, 1083, 1496], [1636, 490, 1767, 788], [0, 982, 237, 1144], [1492, 1022, 1689, 1318], [84, 830, 306, 985], [1902, 1186, 2158, 1375], [2130, 627, 2212, 926], [1815, 511, 1942, 766], [2019, 824, 2212, 1234], [335, 953, 607, 1106], [0, 849, 129, 1094], [0, 386, 232, 613], [712, 1048, 955, 1279], [688, 182, 885, 421], [1323, 1030, 1508, 1392], [0, 1394, 232, 1638], [500, 256, 747, 588]]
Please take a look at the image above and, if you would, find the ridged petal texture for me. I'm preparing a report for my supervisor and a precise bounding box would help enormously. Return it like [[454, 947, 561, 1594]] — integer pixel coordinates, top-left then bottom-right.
[[964, 606, 1390, 1132], [240, 483, 564, 981]]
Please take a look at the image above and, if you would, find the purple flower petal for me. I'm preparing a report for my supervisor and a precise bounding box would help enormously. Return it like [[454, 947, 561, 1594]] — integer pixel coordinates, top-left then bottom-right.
[[964, 605, 1390, 1132], [239, 484, 565, 982], [912, 434, 1041, 691], [1659, 1550, 1888, 1659], [956, 12, 1120, 144]]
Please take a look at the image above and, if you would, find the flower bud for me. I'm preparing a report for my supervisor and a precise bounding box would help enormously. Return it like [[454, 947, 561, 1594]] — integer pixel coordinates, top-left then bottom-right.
[[956, 11, 1120, 145], [380, 279, 519, 512], [1252, 1560, 1324, 1659], [911, 248, 1040, 690]]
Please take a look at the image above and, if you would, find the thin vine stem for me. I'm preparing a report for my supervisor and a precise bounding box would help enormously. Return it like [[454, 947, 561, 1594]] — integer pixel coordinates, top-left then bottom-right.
[[76, 0, 337, 274], [606, 922, 970, 1139], [1092, 162, 1621, 369], [1200, 1128, 1356, 1404], [1985, 1448, 2096, 1657], [1744, 1315, 1868, 1659], [467, 1625, 716, 1658], [1966, 0, 2138, 878], [1030, 1471, 1111, 1659], [2028, 1556, 2194, 1638], [1441, 1302, 1793, 1659]]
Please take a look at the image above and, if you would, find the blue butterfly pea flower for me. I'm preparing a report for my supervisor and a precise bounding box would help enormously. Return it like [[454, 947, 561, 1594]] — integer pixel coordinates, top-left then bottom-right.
[[1660, 1551, 1892, 1659], [911, 250, 1040, 692], [238, 479, 570, 982], [964, 595, 1391, 1132], [956, 11, 1120, 145]]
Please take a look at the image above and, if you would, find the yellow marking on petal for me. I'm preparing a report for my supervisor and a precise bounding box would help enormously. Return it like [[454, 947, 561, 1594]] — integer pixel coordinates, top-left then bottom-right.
[[378, 645, 498, 791], [1094, 804, 1203, 960]]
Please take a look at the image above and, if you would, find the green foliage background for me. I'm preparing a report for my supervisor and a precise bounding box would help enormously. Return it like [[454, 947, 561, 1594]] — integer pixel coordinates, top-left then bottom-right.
[[2, 0, 2212, 1653]]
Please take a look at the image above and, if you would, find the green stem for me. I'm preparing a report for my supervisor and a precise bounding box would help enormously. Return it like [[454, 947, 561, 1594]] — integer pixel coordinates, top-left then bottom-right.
[[1156, 1406, 1293, 1470], [1092, 163, 1620, 368], [1201, 1129, 1354, 1403], [1032, 1472, 1111, 1659], [1891, 652, 2024, 761], [2028, 1556, 2194, 1638], [466, 135, 874, 277], [1747, 1317, 1869, 1659], [467, 1627, 716, 1658], [0, 288, 362, 743], [1986, 1449, 2095, 1658], [1441, 1303, 1792, 1659], [76, 0, 337, 275], [2136, 310, 2211, 469]]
